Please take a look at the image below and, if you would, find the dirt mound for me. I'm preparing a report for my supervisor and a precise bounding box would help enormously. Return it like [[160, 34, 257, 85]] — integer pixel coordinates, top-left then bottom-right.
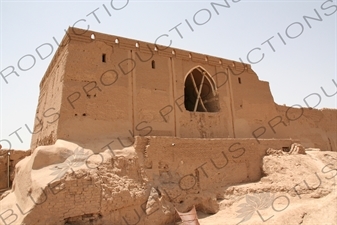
[[198, 150, 337, 225]]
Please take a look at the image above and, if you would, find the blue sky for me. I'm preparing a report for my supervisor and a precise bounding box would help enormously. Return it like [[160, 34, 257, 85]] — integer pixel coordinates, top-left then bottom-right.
[[0, 0, 336, 150]]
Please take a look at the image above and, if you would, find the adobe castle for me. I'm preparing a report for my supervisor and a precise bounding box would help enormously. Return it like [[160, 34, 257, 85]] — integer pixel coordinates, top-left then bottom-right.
[[0, 27, 336, 225], [31, 27, 336, 152]]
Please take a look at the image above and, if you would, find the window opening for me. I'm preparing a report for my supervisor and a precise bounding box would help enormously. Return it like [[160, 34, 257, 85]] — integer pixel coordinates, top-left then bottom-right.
[[102, 54, 106, 63], [184, 67, 219, 112], [282, 147, 290, 152], [151, 60, 155, 69]]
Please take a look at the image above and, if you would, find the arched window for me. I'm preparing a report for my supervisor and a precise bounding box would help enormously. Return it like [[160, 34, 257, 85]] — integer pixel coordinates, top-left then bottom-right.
[[184, 67, 219, 112]]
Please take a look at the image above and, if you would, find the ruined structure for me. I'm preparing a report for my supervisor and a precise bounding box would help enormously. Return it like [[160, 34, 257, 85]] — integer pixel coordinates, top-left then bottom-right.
[[30, 27, 337, 152], [0, 28, 336, 225]]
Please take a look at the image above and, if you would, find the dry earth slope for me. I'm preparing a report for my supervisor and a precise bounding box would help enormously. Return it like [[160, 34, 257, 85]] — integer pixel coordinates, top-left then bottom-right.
[[198, 149, 337, 225]]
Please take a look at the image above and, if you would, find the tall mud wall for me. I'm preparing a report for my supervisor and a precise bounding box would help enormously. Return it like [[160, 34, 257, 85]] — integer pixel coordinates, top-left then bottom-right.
[[274, 106, 336, 151]]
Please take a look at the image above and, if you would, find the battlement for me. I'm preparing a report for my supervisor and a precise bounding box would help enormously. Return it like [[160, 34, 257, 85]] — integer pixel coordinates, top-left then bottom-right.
[[40, 27, 252, 90]]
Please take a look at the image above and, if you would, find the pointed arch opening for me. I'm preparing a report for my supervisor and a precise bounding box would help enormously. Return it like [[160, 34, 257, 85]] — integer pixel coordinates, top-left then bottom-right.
[[184, 67, 219, 112]]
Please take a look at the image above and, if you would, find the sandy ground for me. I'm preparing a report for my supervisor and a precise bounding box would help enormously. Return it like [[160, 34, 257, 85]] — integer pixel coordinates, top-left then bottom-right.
[[196, 150, 337, 225]]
